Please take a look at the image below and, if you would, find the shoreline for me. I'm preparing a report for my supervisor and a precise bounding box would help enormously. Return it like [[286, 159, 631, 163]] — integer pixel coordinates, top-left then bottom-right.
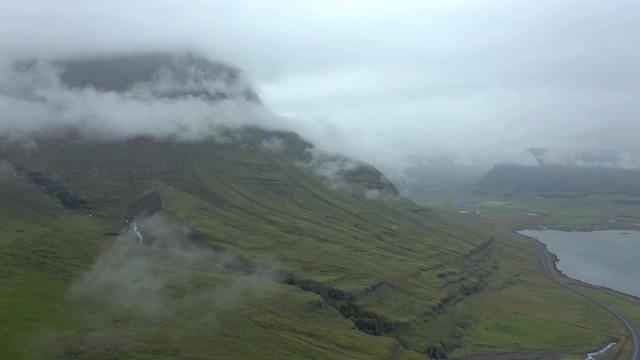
[[518, 228, 640, 299], [523, 233, 640, 360]]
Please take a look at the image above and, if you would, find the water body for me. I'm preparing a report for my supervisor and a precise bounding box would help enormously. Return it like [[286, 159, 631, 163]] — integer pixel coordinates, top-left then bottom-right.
[[519, 229, 640, 297]]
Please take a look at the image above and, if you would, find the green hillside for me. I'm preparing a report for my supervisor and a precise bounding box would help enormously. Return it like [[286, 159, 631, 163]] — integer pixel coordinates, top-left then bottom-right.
[[0, 128, 629, 359]]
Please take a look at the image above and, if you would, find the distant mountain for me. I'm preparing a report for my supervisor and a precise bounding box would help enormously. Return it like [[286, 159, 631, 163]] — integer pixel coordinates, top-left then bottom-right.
[[475, 164, 640, 195], [526, 147, 639, 168], [391, 164, 489, 193]]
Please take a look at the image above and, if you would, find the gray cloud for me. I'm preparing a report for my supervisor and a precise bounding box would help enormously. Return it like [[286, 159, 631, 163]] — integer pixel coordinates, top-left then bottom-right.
[[1, 0, 639, 170], [0, 58, 289, 142]]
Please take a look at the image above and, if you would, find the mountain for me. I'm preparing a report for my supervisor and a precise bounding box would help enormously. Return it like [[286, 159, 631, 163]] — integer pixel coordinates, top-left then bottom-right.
[[475, 164, 640, 196], [0, 53, 625, 359]]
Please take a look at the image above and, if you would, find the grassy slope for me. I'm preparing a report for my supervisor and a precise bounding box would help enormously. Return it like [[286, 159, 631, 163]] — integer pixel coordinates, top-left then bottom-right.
[[0, 175, 420, 360], [414, 189, 640, 358], [0, 131, 628, 359]]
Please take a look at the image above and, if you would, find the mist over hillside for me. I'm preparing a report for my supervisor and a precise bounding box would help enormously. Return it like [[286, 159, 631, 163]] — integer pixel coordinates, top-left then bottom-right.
[[0, 52, 409, 200], [0, 52, 286, 144], [0, 52, 501, 359], [52, 52, 260, 102], [0, 50, 597, 359], [526, 147, 640, 169], [3, 1, 640, 173], [2, 1, 640, 356]]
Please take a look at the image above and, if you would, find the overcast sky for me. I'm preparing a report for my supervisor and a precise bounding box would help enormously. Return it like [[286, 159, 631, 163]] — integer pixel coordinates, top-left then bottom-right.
[[1, 0, 639, 170]]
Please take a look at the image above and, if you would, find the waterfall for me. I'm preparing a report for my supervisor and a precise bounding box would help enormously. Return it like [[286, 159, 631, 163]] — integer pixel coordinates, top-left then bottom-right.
[[130, 221, 144, 245]]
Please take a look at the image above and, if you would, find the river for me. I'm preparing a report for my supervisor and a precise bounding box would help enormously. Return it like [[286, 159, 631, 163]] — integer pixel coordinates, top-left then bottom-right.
[[518, 229, 640, 298]]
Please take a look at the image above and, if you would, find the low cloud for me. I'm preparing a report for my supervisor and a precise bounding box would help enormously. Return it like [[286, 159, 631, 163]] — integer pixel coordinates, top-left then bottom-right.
[[527, 148, 640, 169], [292, 148, 398, 198], [298, 150, 359, 191], [260, 136, 287, 153], [3, 1, 640, 173], [69, 213, 280, 317], [0, 57, 291, 144]]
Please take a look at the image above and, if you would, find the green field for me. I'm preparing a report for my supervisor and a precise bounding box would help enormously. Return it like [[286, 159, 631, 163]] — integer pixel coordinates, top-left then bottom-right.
[[446, 190, 640, 231]]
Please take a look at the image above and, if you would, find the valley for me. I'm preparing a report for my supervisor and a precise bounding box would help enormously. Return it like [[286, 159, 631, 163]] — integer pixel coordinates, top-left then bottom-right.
[[0, 52, 638, 360], [409, 186, 640, 360]]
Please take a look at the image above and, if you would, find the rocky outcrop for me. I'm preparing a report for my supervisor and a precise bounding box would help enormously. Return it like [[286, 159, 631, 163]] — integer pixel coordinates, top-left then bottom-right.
[[22, 171, 87, 209], [283, 275, 404, 335], [126, 190, 163, 220]]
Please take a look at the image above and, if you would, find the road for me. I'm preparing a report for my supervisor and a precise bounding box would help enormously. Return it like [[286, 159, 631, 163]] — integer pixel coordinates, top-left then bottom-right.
[[452, 197, 640, 359], [531, 238, 640, 360]]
